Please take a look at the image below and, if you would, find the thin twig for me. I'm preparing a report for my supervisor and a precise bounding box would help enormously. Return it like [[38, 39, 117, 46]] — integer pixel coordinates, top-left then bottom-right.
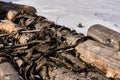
[[21, 30, 41, 33], [1, 40, 44, 49], [0, 30, 41, 37], [0, 32, 17, 37]]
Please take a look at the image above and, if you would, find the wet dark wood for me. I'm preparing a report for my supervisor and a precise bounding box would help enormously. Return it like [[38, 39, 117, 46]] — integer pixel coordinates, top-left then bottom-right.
[[75, 40, 120, 78]]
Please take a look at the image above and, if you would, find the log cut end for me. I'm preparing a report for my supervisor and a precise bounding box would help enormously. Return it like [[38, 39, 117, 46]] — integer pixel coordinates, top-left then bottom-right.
[[0, 57, 23, 80], [0, 20, 20, 33], [7, 10, 18, 20]]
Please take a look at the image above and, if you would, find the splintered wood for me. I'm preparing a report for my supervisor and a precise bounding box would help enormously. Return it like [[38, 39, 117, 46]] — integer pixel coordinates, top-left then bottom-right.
[[75, 40, 120, 78]]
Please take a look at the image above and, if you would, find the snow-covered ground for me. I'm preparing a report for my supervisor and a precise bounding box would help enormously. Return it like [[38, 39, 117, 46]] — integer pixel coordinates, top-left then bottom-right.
[[3, 0, 120, 35]]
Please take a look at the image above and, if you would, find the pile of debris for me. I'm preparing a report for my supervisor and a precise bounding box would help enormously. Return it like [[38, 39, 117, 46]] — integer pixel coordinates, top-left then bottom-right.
[[0, 1, 120, 80]]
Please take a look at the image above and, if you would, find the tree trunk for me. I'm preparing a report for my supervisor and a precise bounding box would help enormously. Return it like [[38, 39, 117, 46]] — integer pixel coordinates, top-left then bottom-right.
[[75, 40, 120, 79], [87, 24, 120, 50]]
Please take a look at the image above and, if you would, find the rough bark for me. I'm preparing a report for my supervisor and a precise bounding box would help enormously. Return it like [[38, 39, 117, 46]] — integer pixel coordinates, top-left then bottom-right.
[[48, 67, 110, 80], [0, 18, 84, 45], [34, 18, 84, 45], [0, 2, 117, 80], [75, 40, 120, 79], [0, 57, 23, 80], [0, 20, 20, 33], [49, 67, 89, 80], [87, 24, 120, 50], [0, 20, 34, 44], [0, 1, 36, 14]]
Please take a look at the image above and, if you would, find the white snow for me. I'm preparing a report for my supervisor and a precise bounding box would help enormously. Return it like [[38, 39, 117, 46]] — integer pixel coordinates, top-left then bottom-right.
[[3, 0, 120, 35]]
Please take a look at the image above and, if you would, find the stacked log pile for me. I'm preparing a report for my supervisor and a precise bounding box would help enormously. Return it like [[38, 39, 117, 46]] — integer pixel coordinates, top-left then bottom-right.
[[0, 1, 120, 80], [76, 25, 120, 79]]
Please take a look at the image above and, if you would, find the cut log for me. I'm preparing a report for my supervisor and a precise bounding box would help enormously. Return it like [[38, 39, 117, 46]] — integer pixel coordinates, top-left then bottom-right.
[[75, 40, 120, 79], [0, 20, 20, 33], [0, 1, 36, 14], [0, 57, 23, 80], [87, 24, 120, 50], [7, 10, 18, 20]]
